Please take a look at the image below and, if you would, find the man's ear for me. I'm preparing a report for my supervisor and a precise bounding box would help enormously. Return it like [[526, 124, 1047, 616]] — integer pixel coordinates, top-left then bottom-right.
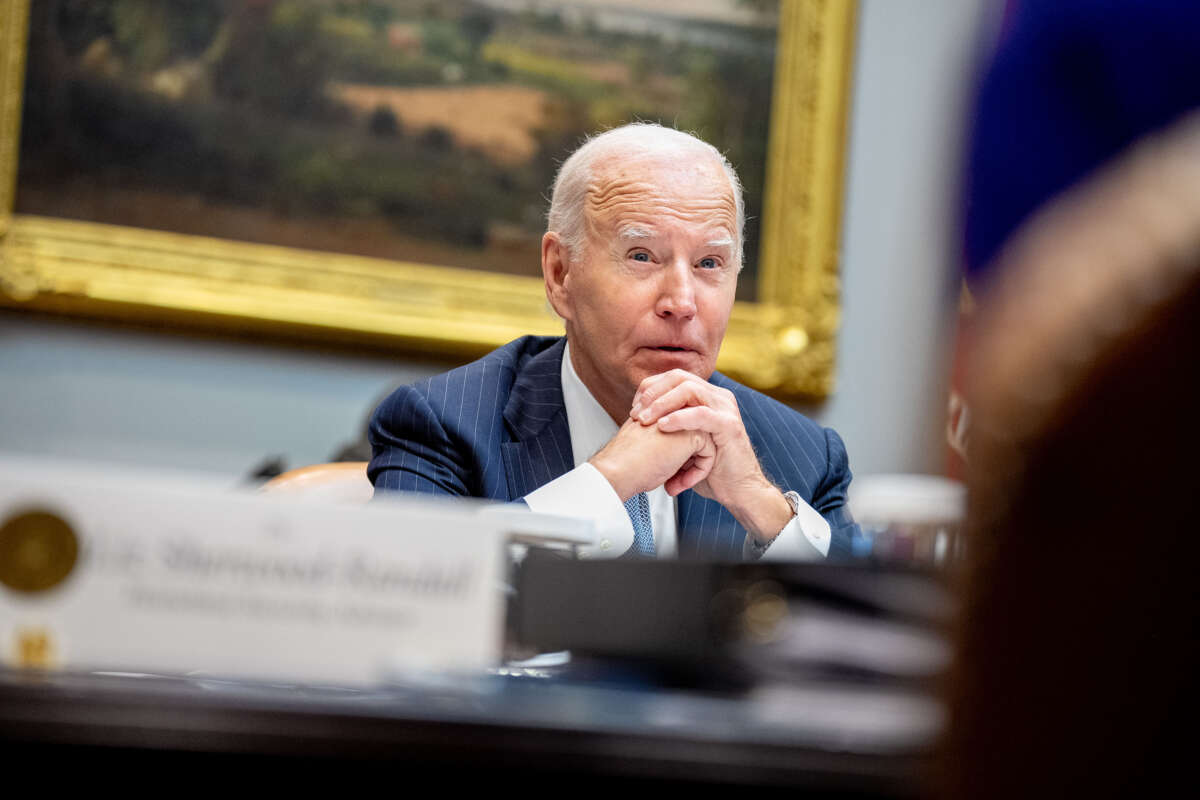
[[541, 232, 573, 321]]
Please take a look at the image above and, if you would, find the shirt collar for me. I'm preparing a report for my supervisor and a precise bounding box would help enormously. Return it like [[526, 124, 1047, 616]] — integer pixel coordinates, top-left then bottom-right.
[[561, 340, 620, 468]]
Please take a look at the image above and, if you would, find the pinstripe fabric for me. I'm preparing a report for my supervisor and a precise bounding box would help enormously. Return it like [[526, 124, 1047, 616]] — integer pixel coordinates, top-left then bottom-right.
[[674, 372, 857, 560], [369, 336, 857, 560], [369, 337, 572, 503]]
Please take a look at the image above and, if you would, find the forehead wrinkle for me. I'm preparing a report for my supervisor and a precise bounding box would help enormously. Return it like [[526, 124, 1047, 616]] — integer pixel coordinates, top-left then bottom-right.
[[585, 171, 736, 227], [587, 182, 735, 216], [586, 194, 737, 236], [586, 175, 658, 208]]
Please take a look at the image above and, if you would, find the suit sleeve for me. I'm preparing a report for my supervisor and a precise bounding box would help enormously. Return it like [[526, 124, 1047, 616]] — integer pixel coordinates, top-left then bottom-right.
[[812, 427, 861, 559], [367, 384, 472, 496]]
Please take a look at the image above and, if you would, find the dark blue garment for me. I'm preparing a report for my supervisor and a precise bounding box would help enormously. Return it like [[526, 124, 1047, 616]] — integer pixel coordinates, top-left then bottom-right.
[[963, 0, 1200, 283], [368, 336, 857, 560]]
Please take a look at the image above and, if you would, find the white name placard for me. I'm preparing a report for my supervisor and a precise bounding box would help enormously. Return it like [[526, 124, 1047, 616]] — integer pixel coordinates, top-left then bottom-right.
[[0, 458, 517, 686]]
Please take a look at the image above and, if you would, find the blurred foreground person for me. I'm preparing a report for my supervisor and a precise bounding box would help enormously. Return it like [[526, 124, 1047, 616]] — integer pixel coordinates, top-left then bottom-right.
[[943, 1, 1200, 796], [369, 124, 858, 560]]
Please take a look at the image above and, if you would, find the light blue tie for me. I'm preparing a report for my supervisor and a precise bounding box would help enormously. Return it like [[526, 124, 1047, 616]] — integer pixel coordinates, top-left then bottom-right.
[[624, 492, 656, 557]]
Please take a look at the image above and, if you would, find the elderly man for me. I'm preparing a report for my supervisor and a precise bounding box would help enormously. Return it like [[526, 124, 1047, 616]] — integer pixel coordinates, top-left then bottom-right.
[[369, 123, 856, 559]]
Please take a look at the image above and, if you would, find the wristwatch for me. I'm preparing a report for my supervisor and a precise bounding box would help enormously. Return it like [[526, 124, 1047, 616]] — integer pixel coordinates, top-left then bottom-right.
[[746, 490, 802, 558]]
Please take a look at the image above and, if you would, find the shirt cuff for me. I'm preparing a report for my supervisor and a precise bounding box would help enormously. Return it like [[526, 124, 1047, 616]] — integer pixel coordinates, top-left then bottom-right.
[[745, 493, 831, 561], [524, 463, 635, 559]]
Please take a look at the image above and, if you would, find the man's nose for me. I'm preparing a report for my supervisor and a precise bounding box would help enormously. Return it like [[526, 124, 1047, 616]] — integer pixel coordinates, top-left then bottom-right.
[[655, 258, 697, 319]]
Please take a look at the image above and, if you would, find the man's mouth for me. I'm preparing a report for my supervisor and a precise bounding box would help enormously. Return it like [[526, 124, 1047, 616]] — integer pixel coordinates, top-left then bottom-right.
[[654, 346, 688, 352]]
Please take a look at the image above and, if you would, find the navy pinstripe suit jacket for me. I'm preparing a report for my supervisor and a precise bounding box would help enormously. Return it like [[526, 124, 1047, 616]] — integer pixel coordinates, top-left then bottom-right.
[[368, 336, 856, 559]]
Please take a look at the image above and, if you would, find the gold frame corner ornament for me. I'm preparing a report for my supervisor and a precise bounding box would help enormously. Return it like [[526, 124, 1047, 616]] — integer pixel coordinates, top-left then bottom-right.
[[0, 0, 855, 400]]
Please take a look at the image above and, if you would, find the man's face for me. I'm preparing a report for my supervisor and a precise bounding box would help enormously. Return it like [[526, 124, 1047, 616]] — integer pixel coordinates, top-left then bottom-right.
[[546, 151, 739, 418]]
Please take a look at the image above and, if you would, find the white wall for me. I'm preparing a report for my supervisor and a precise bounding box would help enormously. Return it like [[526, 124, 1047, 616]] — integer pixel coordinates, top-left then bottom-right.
[[807, 0, 987, 476], [0, 313, 447, 479], [0, 0, 988, 480]]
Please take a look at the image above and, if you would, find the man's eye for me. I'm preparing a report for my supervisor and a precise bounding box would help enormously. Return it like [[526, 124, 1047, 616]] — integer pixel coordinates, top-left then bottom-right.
[[631, 252, 651, 262], [698, 257, 719, 269]]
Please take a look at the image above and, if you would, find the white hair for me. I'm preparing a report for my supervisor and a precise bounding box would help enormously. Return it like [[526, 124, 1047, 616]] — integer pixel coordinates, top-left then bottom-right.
[[546, 122, 745, 269]]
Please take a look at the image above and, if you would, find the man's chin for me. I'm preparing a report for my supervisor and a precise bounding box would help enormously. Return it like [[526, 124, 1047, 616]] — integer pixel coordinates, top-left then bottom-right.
[[633, 347, 711, 378]]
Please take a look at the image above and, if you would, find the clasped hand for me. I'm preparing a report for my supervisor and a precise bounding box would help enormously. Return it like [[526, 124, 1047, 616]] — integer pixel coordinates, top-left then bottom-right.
[[588, 370, 792, 541]]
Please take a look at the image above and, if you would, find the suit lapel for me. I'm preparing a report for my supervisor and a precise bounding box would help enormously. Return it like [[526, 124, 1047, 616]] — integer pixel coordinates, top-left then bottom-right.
[[500, 339, 575, 500]]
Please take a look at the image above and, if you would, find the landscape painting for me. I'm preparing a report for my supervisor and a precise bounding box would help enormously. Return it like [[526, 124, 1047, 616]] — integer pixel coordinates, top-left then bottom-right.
[[18, 0, 780, 299]]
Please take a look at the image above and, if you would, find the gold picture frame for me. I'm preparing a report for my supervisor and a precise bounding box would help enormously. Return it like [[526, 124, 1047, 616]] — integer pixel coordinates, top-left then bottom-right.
[[0, 0, 854, 398]]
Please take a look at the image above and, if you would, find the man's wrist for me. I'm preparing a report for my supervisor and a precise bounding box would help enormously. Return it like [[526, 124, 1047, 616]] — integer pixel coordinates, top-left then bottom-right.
[[588, 451, 635, 503], [732, 483, 795, 544]]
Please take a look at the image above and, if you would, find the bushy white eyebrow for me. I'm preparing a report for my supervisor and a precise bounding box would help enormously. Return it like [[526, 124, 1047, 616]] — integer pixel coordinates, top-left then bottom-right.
[[617, 226, 652, 240], [705, 236, 735, 249]]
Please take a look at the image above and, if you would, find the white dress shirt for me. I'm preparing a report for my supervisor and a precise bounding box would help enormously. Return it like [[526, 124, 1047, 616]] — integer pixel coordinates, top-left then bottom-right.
[[524, 343, 830, 560]]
